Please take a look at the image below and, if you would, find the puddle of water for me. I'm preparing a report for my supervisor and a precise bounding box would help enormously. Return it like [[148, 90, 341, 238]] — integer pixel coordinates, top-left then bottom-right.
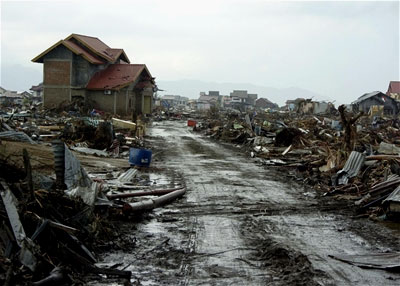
[[141, 219, 168, 235]]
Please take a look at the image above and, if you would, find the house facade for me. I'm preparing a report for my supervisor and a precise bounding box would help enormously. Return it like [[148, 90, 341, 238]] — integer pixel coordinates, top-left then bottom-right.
[[352, 91, 399, 116], [285, 98, 305, 112], [30, 83, 43, 97], [0, 90, 23, 105], [32, 33, 155, 116], [229, 90, 258, 109], [197, 91, 220, 110]]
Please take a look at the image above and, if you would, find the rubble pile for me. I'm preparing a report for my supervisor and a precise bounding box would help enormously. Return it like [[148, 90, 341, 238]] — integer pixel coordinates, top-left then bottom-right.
[[0, 147, 131, 285], [0, 110, 186, 285], [0, 108, 148, 156], [194, 108, 400, 220]]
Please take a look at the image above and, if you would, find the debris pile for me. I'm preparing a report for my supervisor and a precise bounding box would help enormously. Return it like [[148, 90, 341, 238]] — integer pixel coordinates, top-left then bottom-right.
[[0, 107, 149, 156], [0, 145, 132, 285], [194, 107, 400, 220], [0, 110, 186, 285]]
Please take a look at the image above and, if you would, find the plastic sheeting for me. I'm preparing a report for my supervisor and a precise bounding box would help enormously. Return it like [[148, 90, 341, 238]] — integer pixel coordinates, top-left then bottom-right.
[[64, 145, 99, 206]]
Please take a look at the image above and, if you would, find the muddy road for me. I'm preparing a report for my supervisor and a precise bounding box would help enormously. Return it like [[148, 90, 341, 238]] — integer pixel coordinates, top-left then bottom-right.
[[95, 120, 400, 286]]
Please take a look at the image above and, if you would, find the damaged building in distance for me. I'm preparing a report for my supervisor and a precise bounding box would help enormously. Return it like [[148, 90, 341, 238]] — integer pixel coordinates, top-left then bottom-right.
[[352, 91, 399, 116], [32, 33, 155, 116]]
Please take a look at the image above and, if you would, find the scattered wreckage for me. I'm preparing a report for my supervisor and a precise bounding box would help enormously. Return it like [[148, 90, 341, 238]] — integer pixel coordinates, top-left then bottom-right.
[[0, 108, 185, 285], [192, 106, 400, 220], [1, 102, 400, 284]]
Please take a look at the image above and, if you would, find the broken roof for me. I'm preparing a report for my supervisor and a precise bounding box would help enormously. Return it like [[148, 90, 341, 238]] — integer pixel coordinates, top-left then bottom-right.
[[32, 33, 130, 65], [30, 83, 43, 92], [86, 64, 152, 90], [352, 91, 393, 105]]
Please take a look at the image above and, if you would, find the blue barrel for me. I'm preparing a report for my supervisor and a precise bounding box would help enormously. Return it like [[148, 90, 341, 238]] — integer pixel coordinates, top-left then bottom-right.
[[129, 148, 152, 167]]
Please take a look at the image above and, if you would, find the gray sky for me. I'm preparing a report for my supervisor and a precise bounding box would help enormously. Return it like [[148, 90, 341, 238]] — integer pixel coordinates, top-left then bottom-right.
[[1, 0, 399, 104]]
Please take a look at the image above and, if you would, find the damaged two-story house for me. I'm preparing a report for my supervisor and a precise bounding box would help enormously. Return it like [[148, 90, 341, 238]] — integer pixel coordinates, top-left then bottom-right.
[[32, 33, 155, 116]]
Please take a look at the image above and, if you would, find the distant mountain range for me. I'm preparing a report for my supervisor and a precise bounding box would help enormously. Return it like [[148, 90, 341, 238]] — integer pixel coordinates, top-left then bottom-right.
[[156, 79, 334, 107]]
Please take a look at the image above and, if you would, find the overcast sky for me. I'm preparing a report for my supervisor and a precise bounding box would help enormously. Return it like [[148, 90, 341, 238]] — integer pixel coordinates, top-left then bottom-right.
[[1, 0, 399, 104]]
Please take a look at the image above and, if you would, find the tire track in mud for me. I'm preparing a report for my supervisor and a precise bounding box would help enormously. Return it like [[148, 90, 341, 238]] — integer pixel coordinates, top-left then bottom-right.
[[150, 121, 326, 285], [94, 121, 400, 286], [150, 123, 274, 284], [151, 121, 400, 286]]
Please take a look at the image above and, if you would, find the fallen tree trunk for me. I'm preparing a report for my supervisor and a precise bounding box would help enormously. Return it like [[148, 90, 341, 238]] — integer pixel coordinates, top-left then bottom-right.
[[124, 188, 186, 212], [107, 187, 184, 199]]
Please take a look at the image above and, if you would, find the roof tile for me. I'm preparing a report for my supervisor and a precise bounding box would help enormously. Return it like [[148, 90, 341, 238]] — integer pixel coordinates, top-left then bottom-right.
[[86, 64, 150, 90]]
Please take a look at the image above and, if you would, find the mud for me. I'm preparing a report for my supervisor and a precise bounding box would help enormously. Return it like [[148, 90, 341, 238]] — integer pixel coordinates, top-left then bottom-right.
[[91, 120, 400, 285]]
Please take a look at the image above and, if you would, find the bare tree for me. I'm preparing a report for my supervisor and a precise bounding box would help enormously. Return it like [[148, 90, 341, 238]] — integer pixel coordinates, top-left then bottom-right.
[[338, 104, 364, 151]]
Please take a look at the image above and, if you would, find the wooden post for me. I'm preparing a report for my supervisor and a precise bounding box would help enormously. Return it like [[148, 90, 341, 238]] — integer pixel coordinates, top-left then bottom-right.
[[22, 148, 34, 199]]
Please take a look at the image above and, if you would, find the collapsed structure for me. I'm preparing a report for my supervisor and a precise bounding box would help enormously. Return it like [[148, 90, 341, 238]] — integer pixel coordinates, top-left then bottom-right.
[[32, 34, 155, 116], [352, 91, 399, 116]]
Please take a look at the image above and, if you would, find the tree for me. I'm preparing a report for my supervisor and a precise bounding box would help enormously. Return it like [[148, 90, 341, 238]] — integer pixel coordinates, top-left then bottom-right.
[[338, 105, 364, 151]]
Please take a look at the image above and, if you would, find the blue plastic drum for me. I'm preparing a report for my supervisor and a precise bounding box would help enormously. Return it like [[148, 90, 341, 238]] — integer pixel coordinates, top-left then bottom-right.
[[129, 148, 152, 167]]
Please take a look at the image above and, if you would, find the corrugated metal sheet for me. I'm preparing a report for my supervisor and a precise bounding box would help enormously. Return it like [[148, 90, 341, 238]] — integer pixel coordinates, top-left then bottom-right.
[[0, 131, 36, 144], [352, 91, 389, 105], [383, 185, 400, 204], [118, 168, 138, 183], [337, 151, 365, 185]]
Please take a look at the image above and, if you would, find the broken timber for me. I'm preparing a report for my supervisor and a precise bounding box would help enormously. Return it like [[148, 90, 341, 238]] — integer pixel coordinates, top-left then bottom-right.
[[107, 186, 185, 199], [123, 188, 186, 212]]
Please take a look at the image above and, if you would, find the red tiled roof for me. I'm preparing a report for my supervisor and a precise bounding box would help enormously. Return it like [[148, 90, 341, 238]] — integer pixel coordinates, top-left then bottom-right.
[[387, 81, 400, 94], [105, 48, 122, 58], [106, 48, 130, 63], [86, 64, 151, 90], [68, 34, 131, 63], [63, 39, 105, 64], [32, 33, 130, 64], [68, 34, 113, 62]]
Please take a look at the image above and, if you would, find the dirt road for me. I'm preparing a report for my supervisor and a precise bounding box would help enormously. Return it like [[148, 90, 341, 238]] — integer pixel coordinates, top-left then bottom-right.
[[95, 120, 400, 285]]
